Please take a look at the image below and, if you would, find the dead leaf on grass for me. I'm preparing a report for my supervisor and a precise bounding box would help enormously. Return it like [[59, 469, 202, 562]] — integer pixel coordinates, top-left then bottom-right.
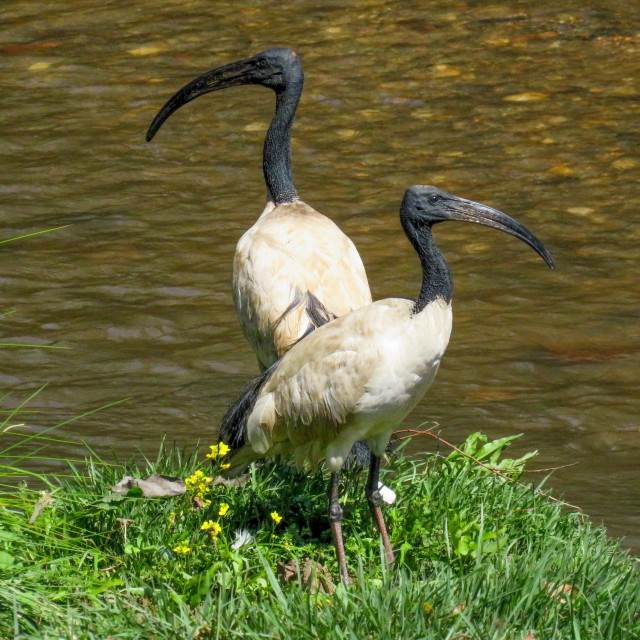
[[213, 474, 250, 488], [110, 474, 185, 498], [277, 558, 335, 595]]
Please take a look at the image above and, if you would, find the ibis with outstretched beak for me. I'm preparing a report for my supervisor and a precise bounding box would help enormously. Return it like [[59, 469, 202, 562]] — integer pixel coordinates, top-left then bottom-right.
[[219, 185, 554, 584], [146, 48, 372, 371]]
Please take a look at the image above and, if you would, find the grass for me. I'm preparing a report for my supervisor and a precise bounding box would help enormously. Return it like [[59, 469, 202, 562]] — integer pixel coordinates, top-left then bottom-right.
[[0, 428, 638, 640]]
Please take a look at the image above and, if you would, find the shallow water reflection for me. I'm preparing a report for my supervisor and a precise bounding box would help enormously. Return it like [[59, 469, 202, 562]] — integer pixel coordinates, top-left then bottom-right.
[[1, 0, 639, 551]]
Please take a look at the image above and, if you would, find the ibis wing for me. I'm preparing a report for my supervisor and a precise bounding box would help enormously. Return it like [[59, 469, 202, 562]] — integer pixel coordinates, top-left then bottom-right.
[[244, 300, 412, 455], [246, 333, 377, 454]]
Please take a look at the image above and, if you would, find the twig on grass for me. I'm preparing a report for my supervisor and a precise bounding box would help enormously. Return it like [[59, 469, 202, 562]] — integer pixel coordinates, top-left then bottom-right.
[[395, 427, 583, 514]]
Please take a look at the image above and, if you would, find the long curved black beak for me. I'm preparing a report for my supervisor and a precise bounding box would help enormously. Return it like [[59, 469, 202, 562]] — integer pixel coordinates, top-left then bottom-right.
[[146, 57, 257, 142], [444, 196, 555, 268]]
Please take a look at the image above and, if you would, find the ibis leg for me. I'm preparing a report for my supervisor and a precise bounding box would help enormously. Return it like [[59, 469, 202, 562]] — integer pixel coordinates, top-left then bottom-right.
[[328, 471, 349, 585], [365, 453, 395, 565]]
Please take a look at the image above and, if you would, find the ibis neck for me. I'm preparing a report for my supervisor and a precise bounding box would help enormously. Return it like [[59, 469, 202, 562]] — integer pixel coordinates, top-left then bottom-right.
[[264, 83, 301, 205], [404, 221, 453, 314]]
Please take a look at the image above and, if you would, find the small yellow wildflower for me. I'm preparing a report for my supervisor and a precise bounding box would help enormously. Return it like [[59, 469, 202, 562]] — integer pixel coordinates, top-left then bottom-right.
[[270, 511, 283, 525], [220, 463, 231, 470], [201, 520, 222, 537], [218, 503, 230, 516], [185, 470, 212, 493], [173, 544, 190, 554], [169, 511, 175, 523], [206, 445, 218, 460], [422, 603, 433, 617], [206, 442, 230, 460]]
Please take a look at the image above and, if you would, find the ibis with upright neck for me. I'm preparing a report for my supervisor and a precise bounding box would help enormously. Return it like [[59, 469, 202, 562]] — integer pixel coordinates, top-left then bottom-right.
[[219, 186, 554, 584], [147, 48, 371, 371]]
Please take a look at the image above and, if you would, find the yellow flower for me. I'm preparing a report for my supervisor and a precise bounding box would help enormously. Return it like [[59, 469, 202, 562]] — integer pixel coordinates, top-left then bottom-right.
[[173, 544, 190, 554], [206, 442, 230, 460], [270, 511, 282, 525], [205, 446, 218, 460], [218, 503, 230, 516], [201, 520, 222, 537], [169, 512, 175, 523], [422, 603, 433, 617], [220, 463, 231, 470], [185, 470, 212, 491], [185, 470, 212, 499]]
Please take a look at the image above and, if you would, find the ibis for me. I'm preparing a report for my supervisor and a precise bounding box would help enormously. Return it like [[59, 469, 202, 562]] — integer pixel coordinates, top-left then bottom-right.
[[146, 48, 372, 371], [219, 185, 554, 583]]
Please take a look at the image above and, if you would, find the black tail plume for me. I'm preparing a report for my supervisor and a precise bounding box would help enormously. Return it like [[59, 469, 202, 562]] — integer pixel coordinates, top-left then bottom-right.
[[219, 360, 279, 450], [271, 290, 337, 336], [341, 440, 371, 471], [304, 292, 337, 329]]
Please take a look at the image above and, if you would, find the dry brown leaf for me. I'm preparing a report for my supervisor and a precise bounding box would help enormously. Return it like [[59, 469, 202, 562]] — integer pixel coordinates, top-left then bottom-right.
[[111, 474, 185, 498], [213, 474, 249, 488], [192, 496, 206, 510], [277, 559, 297, 583], [277, 558, 335, 595]]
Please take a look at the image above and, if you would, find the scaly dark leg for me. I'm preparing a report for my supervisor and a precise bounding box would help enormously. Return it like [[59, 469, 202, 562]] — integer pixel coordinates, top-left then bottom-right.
[[365, 453, 394, 565], [328, 471, 349, 585]]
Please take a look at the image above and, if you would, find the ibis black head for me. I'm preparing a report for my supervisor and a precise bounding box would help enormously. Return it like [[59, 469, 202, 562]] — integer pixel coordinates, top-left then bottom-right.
[[400, 185, 555, 268], [146, 48, 303, 142]]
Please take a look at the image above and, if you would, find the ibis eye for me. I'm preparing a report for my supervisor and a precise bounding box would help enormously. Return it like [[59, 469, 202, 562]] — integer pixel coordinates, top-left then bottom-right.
[[257, 58, 268, 69], [429, 194, 440, 204]]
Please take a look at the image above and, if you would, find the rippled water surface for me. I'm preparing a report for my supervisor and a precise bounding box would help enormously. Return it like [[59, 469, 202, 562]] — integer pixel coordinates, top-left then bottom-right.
[[1, 0, 639, 550]]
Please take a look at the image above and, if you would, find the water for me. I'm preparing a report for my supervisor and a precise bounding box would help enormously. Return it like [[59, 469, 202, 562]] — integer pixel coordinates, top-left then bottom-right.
[[1, 0, 639, 551]]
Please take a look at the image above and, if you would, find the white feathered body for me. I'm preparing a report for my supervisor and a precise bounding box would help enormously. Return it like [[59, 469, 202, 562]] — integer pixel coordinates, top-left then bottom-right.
[[232, 200, 372, 368], [232, 296, 453, 473]]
